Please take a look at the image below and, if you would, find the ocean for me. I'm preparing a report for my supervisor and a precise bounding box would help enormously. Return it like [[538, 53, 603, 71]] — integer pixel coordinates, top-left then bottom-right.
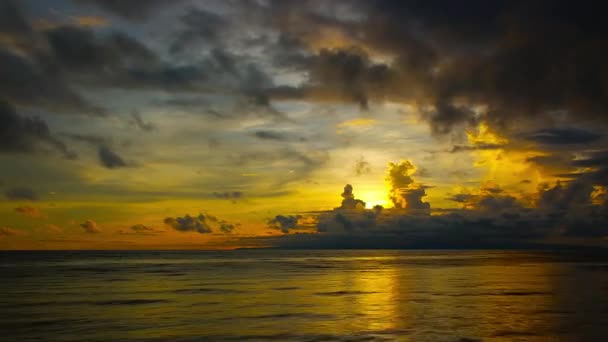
[[1, 250, 608, 341]]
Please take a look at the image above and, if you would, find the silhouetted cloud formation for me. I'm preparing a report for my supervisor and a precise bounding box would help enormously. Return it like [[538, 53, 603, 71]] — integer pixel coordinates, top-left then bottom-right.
[[339, 184, 366, 210], [2, 0, 608, 249], [266, 160, 608, 248], [80, 220, 100, 233], [164, 213, 237, 234], [268, 215, 303, 233], [386, 161, 430, 211]]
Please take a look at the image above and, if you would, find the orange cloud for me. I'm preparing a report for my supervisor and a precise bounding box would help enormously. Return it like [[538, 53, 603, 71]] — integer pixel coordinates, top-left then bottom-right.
[[0, 227, 20, 236], [14, 206, 46, 219], [80, 220, 101, 234], [72, 15, 109, 27]]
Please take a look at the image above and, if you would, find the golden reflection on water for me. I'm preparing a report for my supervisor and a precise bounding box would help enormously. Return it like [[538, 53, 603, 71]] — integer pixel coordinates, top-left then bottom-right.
[[2, 251, 608, 341]]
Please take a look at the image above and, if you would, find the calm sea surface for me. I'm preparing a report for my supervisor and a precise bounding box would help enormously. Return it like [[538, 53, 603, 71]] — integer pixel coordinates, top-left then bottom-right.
[[1, 250, 608, 341]]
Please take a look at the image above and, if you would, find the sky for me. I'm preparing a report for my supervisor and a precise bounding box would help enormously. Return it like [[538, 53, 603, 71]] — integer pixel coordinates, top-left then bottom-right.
[[1, 0, 607, 250]]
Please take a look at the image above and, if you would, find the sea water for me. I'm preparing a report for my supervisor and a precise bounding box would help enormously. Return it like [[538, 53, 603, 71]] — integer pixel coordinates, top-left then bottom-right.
[[1, 250, 608, 341]]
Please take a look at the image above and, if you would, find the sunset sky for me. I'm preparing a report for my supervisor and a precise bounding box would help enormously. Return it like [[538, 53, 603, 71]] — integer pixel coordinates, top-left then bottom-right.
[[1, 0, 607, 249]]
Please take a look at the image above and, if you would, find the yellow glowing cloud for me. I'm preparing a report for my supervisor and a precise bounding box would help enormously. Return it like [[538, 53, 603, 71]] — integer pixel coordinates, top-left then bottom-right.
[[338, 118, 377, 128]]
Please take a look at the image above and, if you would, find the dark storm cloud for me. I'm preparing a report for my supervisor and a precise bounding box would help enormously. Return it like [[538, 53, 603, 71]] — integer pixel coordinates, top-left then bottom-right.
[[527, 154, 574, 170], [46, 26, 158, 73], [170, 8, 227, 55], [572, 150, 608, 168], [0, 101, 76, 158], [521, 128, 602, 145], [5, 187, 38, 201], [98, 146, 127, 169], [2, 1, 282, 123], [76, 0, 183, 20], [257, 0, 608, 140], [304, 48, 395, 110], [0, 1, 105, 116], [0, 0, 31, 35], [0, 48, 103, 116]]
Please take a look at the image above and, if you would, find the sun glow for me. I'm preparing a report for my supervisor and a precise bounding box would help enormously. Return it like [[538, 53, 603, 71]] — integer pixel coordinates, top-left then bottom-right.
[[359, 190, 390, 208]]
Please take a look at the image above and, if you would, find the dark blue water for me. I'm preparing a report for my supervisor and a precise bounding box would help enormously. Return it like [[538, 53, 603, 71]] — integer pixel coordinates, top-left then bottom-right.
[[1, 250, 608, 341]]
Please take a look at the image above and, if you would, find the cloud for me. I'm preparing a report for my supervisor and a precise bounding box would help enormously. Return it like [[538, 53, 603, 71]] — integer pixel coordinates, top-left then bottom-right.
[[212, 191, 243, 200], [47, 26, 152, 70], [0, 100, 77, 158], [98, 146, 127, 168], [386, 161, 430, 211], [5, 186, 38, 200], [0, 1, 30, 36], [130, 112, 155, 132], [0, 45, 103, 116], [165, 215, 212, 234], [354, 157, 371, 176], [257, 0, 608, 142], [169, 8, 227, 54], [80, 220, 100, 233], [118, 224, 163, 235], [78, 0, 183, 21], [164, 213, 236, 234], [14, 206, 46, 219], [268, 215, 302, 233], [521, 128, 602, 145], [235, 148, 329, 185], [62, 133, 107, 146], [72, 15, 109, 27], [218, 221, 237, 234], [0, 226, 19, 236], [40, 224, 63, 234], [449, 143, 504, 153], [262, 157, 608, 248], [130, 224, 155, 233], [339, 184, 366, 210], [254, 130, 288, 141], [61, 133, 129, 169]]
